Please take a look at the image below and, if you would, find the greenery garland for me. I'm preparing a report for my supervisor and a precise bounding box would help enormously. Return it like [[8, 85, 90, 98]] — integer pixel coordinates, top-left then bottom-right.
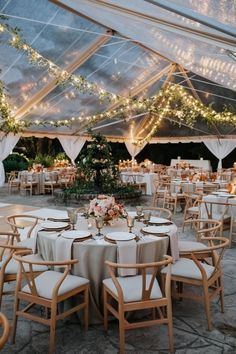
[[0, 17, 235, 143]]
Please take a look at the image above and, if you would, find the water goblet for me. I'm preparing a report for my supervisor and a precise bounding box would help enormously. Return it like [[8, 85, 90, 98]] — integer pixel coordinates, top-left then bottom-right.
[[95, 217, 104, 238], [127, 215, 135, 233], [143, 211, 151, 224], [67, 208, 78, 230], [136, 206, 143, 221]]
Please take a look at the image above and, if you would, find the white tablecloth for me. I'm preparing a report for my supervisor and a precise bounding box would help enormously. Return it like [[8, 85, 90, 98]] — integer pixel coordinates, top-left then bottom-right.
[[120, 172, 157, 195], [37, 215, 178, 323]]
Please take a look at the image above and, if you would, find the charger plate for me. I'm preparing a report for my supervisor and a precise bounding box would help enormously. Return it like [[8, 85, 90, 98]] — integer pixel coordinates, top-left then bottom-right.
[[47, 217, 70, 223], [40, 221, 69, 231], [141, 225, 171, 235], [106, 232, 136, 242], [148, 217, 172, 225], [105, 232, 139, 244], [61, 230, 91, 241]]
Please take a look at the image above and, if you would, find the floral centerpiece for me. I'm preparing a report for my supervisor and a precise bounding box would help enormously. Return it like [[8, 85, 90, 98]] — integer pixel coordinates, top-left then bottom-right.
[[88, 195, 127, 222]]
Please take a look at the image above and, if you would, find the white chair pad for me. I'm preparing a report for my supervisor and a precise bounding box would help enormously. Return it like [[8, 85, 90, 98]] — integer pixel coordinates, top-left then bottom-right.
[[187, 206, 199, 213], [178, 241, 208, 252], [22, 270, 89, 299], [0, 254, 48, 274], [161, 258, 215, 280], [103, 274, 162, 303]]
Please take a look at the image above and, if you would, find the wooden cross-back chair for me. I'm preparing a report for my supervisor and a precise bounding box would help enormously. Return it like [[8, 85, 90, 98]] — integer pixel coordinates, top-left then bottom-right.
[[0, 236, 47, 310], [161, 237, 229, 331], [142, 206, 172, 220], [12, 250, 90, 354], [103, 255, 174, 354], [198, 199, 231, 237], [179, 219, 222, 258], [0, 312, 10, 350], [5, 214, 45, 243]]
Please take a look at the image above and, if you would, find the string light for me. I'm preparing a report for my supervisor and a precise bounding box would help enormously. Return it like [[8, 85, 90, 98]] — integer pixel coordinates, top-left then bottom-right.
[[0, 19, 235, 137]]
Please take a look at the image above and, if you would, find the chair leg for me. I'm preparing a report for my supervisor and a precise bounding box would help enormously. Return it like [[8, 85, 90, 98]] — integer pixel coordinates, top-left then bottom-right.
[[12, 297, 20, 343], [118, 306, 125, 354], [0, 276, 4, 310], [84, 286, 89, 331], [166, 303, 174, 354], [218, 276, 224, 313], [49, 305, 57, 354], [104, 288, 108, 332], [202, 282, 212, 331]]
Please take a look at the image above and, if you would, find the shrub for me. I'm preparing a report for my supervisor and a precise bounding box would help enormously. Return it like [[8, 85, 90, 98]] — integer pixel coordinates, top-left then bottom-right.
[[3, 152, 29, 173]]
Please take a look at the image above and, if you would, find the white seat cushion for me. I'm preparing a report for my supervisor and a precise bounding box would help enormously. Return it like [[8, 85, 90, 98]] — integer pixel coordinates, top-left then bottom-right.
[[178, 241, 208, 252], [187, 206, 199, 213], [103, 274, 162, 303], [22, 270, 89, 299], [0, 254, 48, 274], [161, 258, 215, 280]]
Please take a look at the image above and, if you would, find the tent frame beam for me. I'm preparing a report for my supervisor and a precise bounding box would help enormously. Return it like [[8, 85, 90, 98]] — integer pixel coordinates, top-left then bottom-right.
[[66, 0, 236, 49], [144, 0, 236, 38]]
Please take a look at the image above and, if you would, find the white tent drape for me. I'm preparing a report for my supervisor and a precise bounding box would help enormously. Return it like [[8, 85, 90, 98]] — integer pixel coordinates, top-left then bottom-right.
[[204, 139, 236, 170], [0, 133, 20, 187], [58, 136, 87, 165], [125, 141, 147, 160]]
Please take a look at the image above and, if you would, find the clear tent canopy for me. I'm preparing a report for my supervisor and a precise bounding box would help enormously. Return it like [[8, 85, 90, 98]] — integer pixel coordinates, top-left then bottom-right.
[[0, 0, 235, 143]]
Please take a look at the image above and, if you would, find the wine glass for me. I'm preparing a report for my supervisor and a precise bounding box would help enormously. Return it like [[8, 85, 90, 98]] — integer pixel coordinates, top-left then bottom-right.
[[136, 206, 143, 221], [95, 217, 104, 238], [127, 215, 135, 233], [67, 208, 78, 230], [143, 211, 151, 224]]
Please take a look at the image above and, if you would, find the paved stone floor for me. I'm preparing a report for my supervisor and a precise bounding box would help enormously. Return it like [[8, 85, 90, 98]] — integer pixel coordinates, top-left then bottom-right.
[[0, 186, 236, 353]]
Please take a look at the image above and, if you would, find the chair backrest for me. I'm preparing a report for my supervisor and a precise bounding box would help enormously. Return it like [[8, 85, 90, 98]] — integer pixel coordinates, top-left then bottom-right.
[[180, 237, 229, 278], [5, 214, 44, 239], [199, 197, 229, 220], [13, 250, 78, 300], [105, 255, 172, 303], [0, 232, 20, 261], [0, 312, 10, 350], [184, 219, 222, 241], [0, 240, 29, 279], [142, 206, 172, 220]]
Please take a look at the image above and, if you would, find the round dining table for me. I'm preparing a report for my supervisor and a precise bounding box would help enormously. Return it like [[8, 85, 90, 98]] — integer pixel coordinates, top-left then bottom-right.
[[37, 216, 175, 323]]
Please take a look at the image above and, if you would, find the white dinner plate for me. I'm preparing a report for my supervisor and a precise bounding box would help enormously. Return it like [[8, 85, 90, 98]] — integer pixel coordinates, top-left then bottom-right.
[[106, 232, 136, 241], [148, 217, 170, 225], [61, 230, 91, 239], [218, 193, 234, 198], [142, 226, 171, 234], [40, 221, 69, 230], [218, 189, 228, 192]]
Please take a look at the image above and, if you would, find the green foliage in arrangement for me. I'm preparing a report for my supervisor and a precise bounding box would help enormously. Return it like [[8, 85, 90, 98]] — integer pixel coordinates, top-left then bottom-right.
[[29, 153, 54, 168]]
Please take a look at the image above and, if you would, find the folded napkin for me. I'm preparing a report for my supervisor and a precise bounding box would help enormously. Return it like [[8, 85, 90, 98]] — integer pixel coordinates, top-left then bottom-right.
[[117, 240, 137, 276], [18, 223, 43, 254], [55, 236, 74, 261], [168, 227, 179, 262]]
